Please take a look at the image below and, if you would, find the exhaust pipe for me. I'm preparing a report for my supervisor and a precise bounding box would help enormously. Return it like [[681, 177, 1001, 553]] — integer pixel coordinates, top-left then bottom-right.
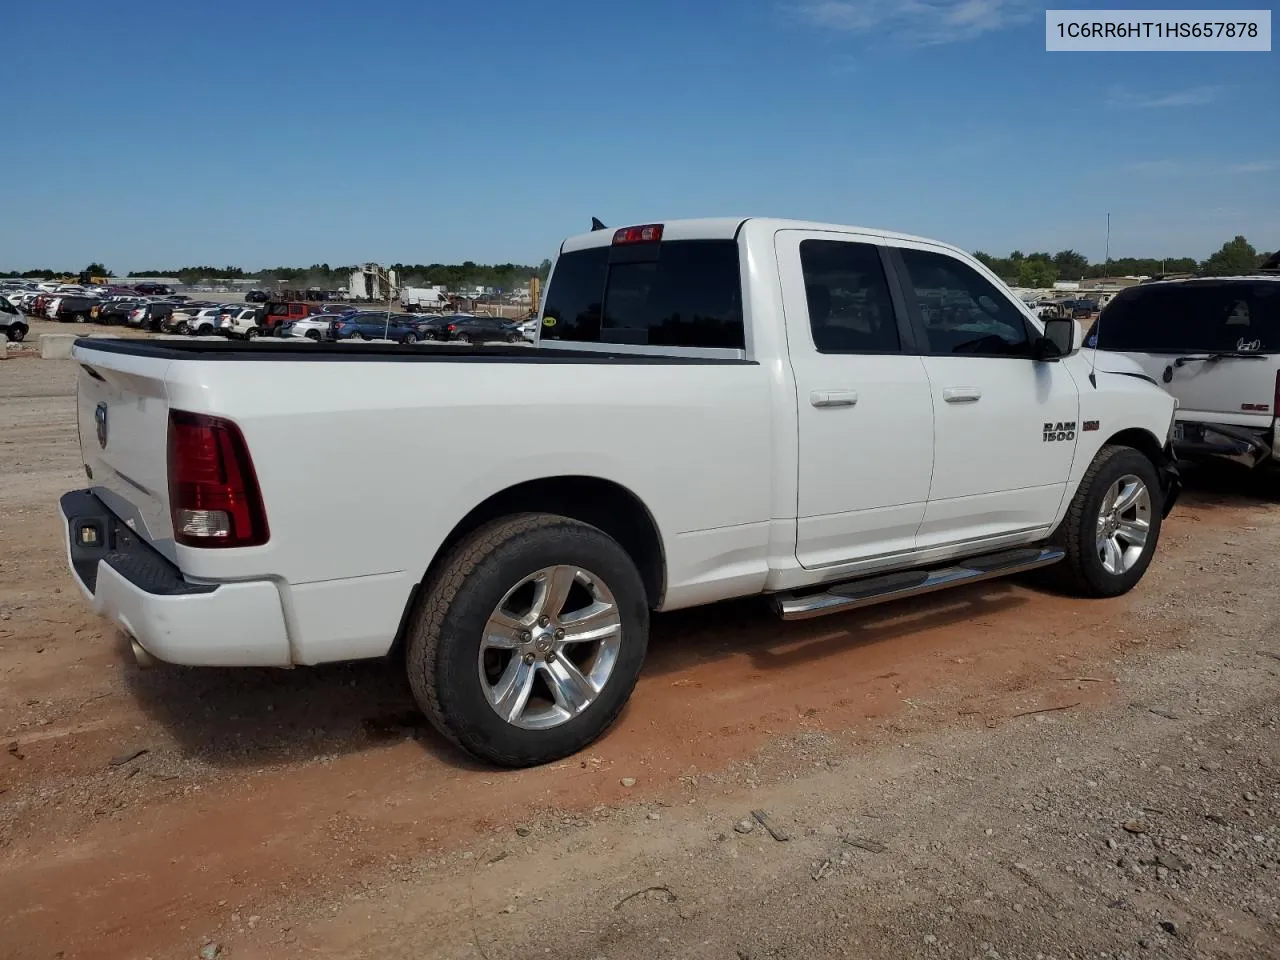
[[130, 637, 158, 669]]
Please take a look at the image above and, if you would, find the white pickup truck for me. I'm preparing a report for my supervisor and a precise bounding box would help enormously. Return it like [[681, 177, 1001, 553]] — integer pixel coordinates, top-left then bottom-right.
[[60, 218, 1180, 767]]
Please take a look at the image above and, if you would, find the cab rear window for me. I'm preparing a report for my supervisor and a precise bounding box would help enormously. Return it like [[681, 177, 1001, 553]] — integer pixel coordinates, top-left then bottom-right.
[[1095, 282, 1280, 354], [542, 240, 744, 349]]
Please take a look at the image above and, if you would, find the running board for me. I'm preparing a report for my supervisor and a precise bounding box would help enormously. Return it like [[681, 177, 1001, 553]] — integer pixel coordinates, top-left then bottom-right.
[[773, 547, 1065, 621]]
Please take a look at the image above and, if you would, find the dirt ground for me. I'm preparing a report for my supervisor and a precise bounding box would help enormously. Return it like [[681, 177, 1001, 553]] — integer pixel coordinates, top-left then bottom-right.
[[1, 354, 1276, 960]]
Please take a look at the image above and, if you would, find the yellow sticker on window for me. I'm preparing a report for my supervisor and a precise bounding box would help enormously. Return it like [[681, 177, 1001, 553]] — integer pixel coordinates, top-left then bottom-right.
[[542, 316, 557, 327]]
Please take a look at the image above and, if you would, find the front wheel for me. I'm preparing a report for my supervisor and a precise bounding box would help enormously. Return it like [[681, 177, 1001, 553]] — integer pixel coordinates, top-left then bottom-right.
[[305, 330, 320, 341], [5, 325, 26, 342], [406, 514, 649, 767], [1047, 445, 1163, 598]]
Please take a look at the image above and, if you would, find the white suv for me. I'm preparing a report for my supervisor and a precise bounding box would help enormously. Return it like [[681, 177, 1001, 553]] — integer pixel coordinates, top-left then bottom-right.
[[1089, 275, 1280, 471]]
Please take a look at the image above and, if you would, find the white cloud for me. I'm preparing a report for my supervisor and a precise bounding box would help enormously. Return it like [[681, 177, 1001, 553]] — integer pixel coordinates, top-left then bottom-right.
[[790, 0, 1031, 45], [1107, 85, 1224, 108], [1230, 160, 1278, 174], [1121, 159, 1278, 176]]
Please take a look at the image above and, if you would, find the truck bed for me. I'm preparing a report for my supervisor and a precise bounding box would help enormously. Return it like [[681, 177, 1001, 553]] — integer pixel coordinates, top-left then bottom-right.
[[73, 337, 752, 365]]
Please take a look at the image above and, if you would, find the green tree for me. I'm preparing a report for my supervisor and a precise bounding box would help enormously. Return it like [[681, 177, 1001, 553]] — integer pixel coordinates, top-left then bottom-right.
[[1051, 250, 1088, 279], [1018, 259, 1058, 288], [84, 262, 112, 277], [537, 258, 552, 282], [1201, 236, 1258, 277]]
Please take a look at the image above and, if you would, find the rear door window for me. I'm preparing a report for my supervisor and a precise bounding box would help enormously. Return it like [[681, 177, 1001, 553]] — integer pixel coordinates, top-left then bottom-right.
[[798, 239, 901, 353], [1095, 282, 1280, 353], [543, 239, 744, 349]]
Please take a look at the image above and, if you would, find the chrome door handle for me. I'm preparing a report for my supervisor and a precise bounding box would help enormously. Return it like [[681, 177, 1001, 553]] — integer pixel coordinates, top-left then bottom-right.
[[942, 386, 982, 404], [811, 389, 858, 408]]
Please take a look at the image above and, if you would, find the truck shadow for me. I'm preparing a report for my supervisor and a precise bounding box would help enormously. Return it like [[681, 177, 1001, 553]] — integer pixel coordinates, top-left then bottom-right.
[[121, 580, 1028, 772]]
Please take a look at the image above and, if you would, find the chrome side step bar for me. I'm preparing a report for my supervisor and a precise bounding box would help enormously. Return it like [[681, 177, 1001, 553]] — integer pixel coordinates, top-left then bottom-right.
[[773, 546, 1065, 621]]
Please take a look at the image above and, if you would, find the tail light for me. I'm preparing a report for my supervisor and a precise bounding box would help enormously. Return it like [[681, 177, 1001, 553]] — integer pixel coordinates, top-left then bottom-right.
[[1273, 370, 1280, 423], [613, 223, 663, 245], [447, 323, 457, 332], [167, 411, 269, 548]]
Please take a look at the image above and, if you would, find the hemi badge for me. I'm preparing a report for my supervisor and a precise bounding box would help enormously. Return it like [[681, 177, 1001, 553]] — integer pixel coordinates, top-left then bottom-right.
[[1082, 420, 1100, 432], [1242, 403, 1270, 412]]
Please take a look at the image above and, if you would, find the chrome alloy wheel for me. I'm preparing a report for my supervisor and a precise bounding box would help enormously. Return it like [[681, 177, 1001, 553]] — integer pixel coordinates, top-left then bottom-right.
[[1096, 474, 1152, 575], [478, 565, 622, 730]]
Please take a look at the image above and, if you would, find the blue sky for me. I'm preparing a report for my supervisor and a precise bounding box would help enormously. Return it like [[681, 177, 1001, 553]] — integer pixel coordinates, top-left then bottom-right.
[[1, 0, 1275, 271]]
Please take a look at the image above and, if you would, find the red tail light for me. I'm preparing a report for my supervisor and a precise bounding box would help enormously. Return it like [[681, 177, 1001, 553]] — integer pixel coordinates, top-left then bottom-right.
[[613, 223, 663, 245], [447, 323, 457, 332], [167, 411, 269, 548]]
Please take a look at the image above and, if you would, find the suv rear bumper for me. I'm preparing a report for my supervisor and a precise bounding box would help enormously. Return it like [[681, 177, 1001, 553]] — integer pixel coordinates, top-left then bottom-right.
[[1173, 421, 1272, 469], [60, 490, 292, 667]]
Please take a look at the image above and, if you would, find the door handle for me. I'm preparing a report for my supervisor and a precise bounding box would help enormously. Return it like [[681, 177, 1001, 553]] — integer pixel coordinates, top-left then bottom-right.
[[942, 386, 982, 404], [810, 389, 858, 408]]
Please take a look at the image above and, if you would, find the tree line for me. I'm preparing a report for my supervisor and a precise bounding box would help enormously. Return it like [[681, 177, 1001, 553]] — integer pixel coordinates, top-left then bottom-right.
[[974, 236, 1273, 288], [4, 237, 1271, 290]]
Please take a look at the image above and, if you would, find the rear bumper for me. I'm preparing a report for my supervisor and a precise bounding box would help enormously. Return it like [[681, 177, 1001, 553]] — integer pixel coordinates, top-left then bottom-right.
[[1173, 420, 1273, 470], [59, 490, 292, 667]]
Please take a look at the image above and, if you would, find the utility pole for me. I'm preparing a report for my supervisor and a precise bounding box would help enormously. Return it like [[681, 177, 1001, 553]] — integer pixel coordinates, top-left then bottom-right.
[[1104, 212, 1111, 278]]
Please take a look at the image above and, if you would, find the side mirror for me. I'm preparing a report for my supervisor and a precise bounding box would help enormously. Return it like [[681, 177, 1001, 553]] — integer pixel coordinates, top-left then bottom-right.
[[1035, 317, 1075, 362]]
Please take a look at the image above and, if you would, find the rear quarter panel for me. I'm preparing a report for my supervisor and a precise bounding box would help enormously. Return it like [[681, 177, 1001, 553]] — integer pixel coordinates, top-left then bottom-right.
[[162, 357, 777, 654]]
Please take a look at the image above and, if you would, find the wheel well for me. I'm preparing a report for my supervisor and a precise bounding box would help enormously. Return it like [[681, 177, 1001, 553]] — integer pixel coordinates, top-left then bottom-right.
[[1103, 427, 1165, 466], [425, 476, 666, 609]]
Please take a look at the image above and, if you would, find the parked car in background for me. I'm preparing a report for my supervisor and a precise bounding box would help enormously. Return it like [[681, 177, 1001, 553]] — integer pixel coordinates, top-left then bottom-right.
[[261, 300, 319, 335], [327, 311, 424, 343], [127, 301, 181, 332], [163, 302, 217, 334], [1088, 276, 1280, 472], [245, 290, 270, 303], [0, 295, 28, 341], [53, 295, 99, 323], [279, 315, 334, 340], [183, 306, 232, 336], [441, 314, 523, 343], [218, 307, 261, 340], [403, 314, 453, 341], [133, 282, 172, 296], [95, 299, 141, 326]]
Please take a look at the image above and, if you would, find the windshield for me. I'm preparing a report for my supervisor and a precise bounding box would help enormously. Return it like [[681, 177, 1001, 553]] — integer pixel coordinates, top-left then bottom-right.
[[1094, 282, 1280, 354]]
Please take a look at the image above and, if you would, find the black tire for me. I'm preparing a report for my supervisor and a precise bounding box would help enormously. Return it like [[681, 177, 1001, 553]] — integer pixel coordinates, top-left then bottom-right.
[[1046, 445, 1163, 598], [305, 330, 320, 341], [406, 513, 649, 767], [5, 325, 26, 342], [456, 333, 472, 344], [422, 330, 437, 341]]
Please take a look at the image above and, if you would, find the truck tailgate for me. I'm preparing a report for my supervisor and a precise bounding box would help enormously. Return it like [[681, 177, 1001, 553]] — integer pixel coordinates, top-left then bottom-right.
[[75, 346, 176, 559]]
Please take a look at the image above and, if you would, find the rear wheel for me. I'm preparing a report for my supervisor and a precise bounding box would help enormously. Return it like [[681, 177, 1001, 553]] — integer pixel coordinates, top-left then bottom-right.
[[5, 324, 26, 342], [1046, 445, 1163, 597], [305, 330, 321, 341], [456, 333, 472, 344], [406, 514, 649, 767], [246, 327, 258, 339]]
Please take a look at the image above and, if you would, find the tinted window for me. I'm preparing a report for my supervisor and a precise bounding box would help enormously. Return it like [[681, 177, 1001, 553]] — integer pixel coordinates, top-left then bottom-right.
[[899, 248, 1032, 357], [541, 246, 606, 341], [799, 240, 900, 353], [1093, 282, 1280, 354], [543, 240, 744, 349]]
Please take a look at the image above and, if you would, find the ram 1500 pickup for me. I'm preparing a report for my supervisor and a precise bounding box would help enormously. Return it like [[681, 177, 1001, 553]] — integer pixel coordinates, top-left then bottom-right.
[[60, 217, 1180, 766]]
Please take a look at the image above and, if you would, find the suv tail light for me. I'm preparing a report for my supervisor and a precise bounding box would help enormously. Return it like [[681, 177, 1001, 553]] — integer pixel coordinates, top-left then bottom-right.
[[613, 223, 663, 245], [447, 323, 457, 332], [167, 411, 269, 548], [1273, 370, 1280, 423]]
